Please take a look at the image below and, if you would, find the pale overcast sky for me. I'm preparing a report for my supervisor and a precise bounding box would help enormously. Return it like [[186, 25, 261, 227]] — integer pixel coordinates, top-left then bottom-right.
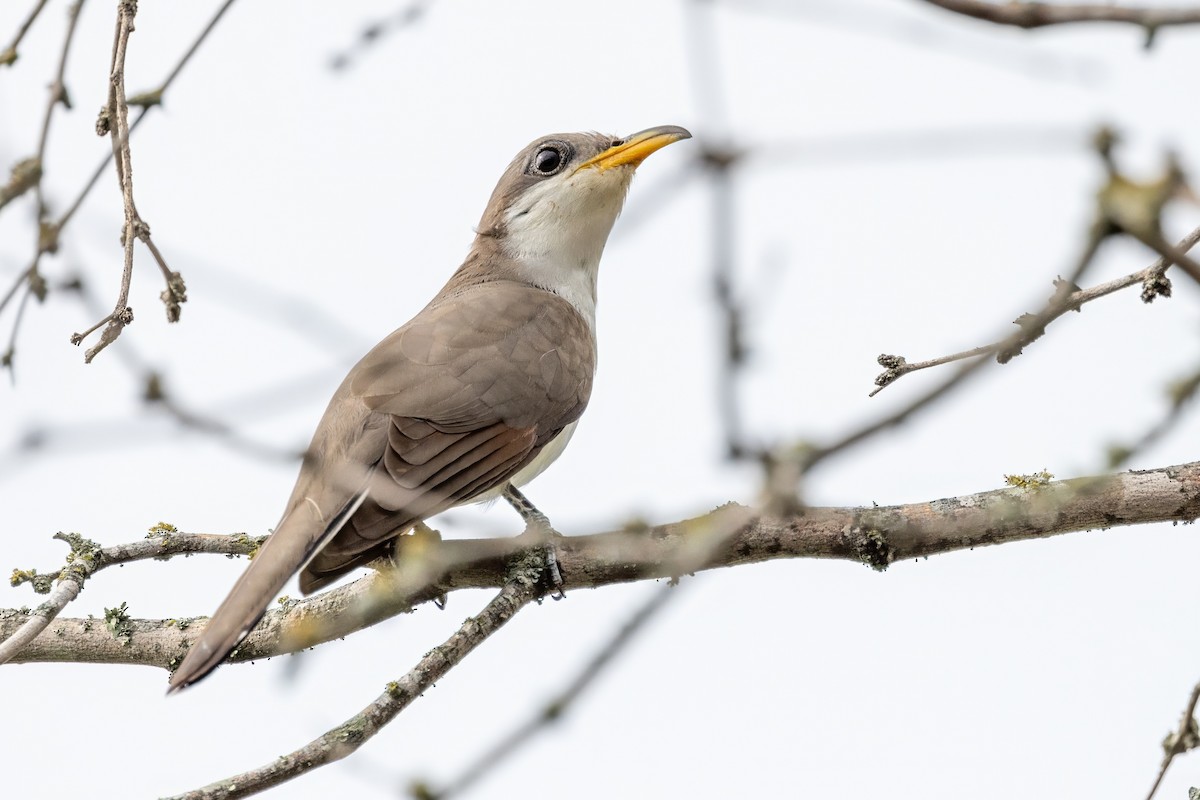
[[2, 1, 1200, 798]]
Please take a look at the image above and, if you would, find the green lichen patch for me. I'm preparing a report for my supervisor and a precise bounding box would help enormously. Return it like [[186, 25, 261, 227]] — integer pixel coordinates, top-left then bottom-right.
[[1004, 469, 1055, 490], [104, 602, 133, 645], [147, 521, 178, 537]]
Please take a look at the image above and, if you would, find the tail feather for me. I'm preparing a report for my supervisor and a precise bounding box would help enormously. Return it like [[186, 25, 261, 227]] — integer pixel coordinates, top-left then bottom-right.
[[167, 490, 366, 693]]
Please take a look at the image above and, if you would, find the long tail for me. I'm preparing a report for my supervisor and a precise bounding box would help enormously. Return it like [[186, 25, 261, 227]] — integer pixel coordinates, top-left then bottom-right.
[[167, 492, 365, 692]]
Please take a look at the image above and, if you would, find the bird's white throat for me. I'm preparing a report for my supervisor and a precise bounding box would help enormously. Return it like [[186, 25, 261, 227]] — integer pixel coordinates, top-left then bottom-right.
[[501, 168, 634, 330]]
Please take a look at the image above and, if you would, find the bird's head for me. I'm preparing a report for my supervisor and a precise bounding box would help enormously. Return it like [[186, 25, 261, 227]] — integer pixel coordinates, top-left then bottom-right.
[[476, 126, 691, 272]]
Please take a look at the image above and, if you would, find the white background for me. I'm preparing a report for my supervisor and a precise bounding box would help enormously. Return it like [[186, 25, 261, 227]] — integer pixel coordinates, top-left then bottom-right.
[[2, 1, 1199, 797]]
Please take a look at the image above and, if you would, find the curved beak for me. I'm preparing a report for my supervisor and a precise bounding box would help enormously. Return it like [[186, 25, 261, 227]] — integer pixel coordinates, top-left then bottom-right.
[[575, 125, 692, 173]]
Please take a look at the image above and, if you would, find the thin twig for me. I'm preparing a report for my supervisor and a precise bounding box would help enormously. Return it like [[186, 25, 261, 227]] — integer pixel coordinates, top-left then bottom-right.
[[803, 211, 1115, 473], [0, 0, 50, 66], [17, 0, 236, 353], [154, 0, 238, 97], [685, 0, 753, 459], [74, 0, 190, 360], [1145, 681, 1200, 800], [328, 0, 433, 72], [34, 0, 86, 208], [2, 281, 35, 380], [0, 0, 85, 339], [163, 577, 540, 800], [1128, 228, 1200, 287], [0, 567, 80, 664], [1105, 361, 1200, 470], [59, 0, 238, 234], [0, 528, 262, 665], [75, 0, 141, 361], [143, 371, 305, 462], [870, 222, 1200, 394]]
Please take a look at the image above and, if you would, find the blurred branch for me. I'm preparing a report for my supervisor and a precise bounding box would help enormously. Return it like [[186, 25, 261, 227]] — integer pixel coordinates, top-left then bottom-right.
[[0, 0, 85, 375], [751, 125, 1085, 167], [0, 0, 49, 66], [734, 0, 1104, 84], [1145, 681, 1200, 800], [920, 1, 1200, 31], [329, 0, 433, 72], [52, 0, 237, 236], [141, 371, 306, 462], [1105, 362, 1200, 470], [705, 148, 752, 459], [164, 576, 539, 800], [413, 583, 680, 800], [685, 0, 755, 459], [4, 459, 1198, 668]]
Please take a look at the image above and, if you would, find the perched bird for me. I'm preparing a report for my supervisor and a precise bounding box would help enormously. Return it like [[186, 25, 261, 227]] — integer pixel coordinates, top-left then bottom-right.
[[168, 125, 692, 691]]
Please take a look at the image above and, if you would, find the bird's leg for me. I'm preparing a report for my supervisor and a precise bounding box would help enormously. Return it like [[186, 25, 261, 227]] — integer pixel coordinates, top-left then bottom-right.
[[503, 483, 558, 535], [502, 483, 565, 598]]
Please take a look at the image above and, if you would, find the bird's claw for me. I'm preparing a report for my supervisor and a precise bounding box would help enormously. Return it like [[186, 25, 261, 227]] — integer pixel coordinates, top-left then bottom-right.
[[515, 518, 565, 600]]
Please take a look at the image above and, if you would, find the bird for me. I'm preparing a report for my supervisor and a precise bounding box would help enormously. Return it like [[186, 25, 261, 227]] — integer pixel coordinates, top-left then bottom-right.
[[167, 125, 692, 691]]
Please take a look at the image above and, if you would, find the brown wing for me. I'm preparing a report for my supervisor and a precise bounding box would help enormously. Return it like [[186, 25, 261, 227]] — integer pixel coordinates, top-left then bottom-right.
[[168, 280, 592, 691], [298, 280, 595, 591]]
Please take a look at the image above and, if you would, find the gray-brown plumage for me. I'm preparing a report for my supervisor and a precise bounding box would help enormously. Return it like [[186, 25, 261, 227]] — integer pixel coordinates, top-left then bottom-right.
[[168, 125, 690, 692]]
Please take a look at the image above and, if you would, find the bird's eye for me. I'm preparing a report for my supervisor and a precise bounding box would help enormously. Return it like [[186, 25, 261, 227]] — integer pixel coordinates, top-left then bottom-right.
[[531, 145, 566, 176]]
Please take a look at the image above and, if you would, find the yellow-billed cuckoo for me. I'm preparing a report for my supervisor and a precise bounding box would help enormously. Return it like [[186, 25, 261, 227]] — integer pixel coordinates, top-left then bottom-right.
[[168, 125, 691, 691]]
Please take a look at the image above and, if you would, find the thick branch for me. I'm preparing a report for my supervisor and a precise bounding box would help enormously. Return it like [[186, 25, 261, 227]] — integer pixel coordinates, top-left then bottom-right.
[[920, 0, 1200, 30], [4, 460, 1198, 670]]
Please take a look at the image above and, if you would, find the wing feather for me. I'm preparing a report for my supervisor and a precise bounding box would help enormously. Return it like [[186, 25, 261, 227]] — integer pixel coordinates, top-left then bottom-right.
[[296, 281, 593, 592]]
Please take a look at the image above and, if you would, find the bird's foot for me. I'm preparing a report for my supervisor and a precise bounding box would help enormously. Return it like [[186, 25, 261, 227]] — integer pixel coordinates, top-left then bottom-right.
[[503, 484, 566, 600], [516, 517, 564, 600]]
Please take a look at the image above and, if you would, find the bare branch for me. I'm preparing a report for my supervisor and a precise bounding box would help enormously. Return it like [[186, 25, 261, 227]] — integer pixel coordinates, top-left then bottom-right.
[[4, 0, 236, 357], [800, 207, 1115, 477], [328, 0, 433, 72], [51, 0, 239, 238], [1105, 362, 1200, 470], [0, 156, 41, 212], [0, 0, 85, 355], [920, 0, 1200, 34], [0, 0, 50, 66], [74, 1, 146, 361], [1146, 681, 1200, 800], [1128, 227, 1200, 287], [870, 222, 1200, 395], [0, 527, 262, 666], [868, 132, 1196, 398], [4, 460, 1198, 669], [163, 576, 540, 800]]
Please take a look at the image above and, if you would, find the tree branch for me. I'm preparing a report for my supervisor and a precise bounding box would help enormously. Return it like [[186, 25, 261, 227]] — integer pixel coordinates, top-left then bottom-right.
[[413, 582, 681, 800], [870, 222, 1200, 396], [4, 460, 1198, 670], [164, 574, 540, 800], [1146, 679, 1200, 800], [920, 1, 1200, 31], [0, 0, 50, 66]]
